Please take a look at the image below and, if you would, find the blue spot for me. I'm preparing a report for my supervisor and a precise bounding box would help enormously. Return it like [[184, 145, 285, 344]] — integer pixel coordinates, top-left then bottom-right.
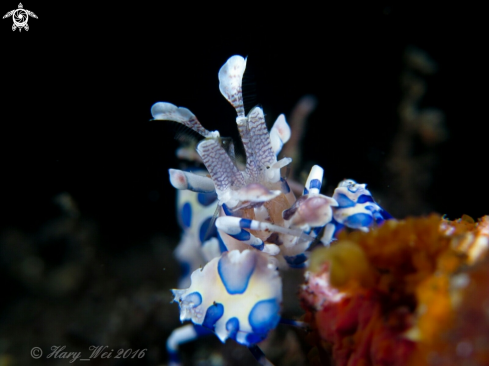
[[313, 226, 324, 236], [246, 332, 265, 345], [199, 217, 218, 244], [197, 192, 218, 206], [335, 193, 356, 208], [226, 317, 240, 340], [280, 178, 290, 193], [240, 218, 252, 229], [357, 194, 374, 204], [181, 202, 192, 229], [222, 203, 233, 216], [217, 233, 228, 253], [284, 254, 308, 268], [381, 209, 394, 220], [229, 229, 251, 241], [248, 299, 280, 339], [218, 252, 256, 294], [373, 211, 385, 224], [373, 208, 393, 225], [202, 303, 224, 331], [184, 292, 202, 307], [344, 213, 373, 229], [251, 241, 264, 251], [309, 179, 321, 190], [333, 221, 345, 238], [364, 205, 377, 212], [303, 187, 309, 195], [193, 324, 214, 336], [284, 253, 308, 266]]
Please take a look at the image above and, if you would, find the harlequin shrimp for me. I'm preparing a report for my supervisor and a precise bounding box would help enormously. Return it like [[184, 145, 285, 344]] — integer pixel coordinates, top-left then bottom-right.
[[151, 55, 392, 365]]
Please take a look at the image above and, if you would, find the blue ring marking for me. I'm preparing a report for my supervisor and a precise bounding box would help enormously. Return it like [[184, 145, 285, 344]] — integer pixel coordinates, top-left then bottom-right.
[[356, 194, 374, 204], [313, 226, 324, 236], [335, 193, 356, 208], [186, 181, 213, 194], [280, 178, 290, 193], [381, 209, 394, 220], [309, 179, 321, 191], [197, 192, 218, 206], [373, 211, 384, 225], [251, 242, 264, 251], [248, 299, 281, 339], [199, 216, 218, 244], [193, 324, 214, 336], [226, 317, 240, 340], [181, 202, 192, 229], [222, 203, 233, 216], [303, 187, 309, 195], [218, 252, 256, 294], [229, 229, 251, 241], [282, 205, 297, 221], [284, 253, 308, 266], [364, 205, 377, 212], [240, 218, 252, 229], [183, 292, 202, 307], [347, 184, 360, 193], [333, 221, 345, 238], [202, 303, 224, 331], [344, 213, 373, 229], [246, 332, 265, 346], [167, 350, 180, 363], [217, 232, 228, 253]]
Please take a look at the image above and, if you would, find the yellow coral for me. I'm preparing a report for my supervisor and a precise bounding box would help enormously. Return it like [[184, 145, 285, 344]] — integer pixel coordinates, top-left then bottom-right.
[[309, 241, 376, 290], [302, 215, 489, 366]]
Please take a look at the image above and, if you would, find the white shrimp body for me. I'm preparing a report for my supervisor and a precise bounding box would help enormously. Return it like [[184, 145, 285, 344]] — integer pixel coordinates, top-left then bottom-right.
[[152, 55, 392, 364], [172, 249, 282, 346]]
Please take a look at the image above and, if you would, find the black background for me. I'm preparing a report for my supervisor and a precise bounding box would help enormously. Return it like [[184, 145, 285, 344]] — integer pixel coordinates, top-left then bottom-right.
[[1, 4, 486, 283]]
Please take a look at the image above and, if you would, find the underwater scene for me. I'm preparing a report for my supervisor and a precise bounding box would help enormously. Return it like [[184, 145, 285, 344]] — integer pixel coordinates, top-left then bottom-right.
[[2, 5, 487, 366]]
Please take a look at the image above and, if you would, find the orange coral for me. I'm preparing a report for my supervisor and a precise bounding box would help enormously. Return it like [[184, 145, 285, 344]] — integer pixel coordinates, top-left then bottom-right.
[[301, 215, 489, 366]]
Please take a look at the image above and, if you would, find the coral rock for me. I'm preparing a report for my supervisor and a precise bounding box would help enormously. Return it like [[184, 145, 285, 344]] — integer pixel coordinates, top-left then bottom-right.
[[301, 215, 489, 366]]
